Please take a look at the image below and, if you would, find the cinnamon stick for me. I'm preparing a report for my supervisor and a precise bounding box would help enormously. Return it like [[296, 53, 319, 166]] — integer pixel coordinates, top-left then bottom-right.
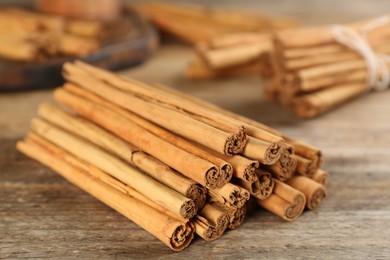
[[194, 204, 229, 241], [62, 83, 233, 182], [311, 169, 329, 185], [208, 183, 250, 208], [31, 118, 197, 219], [26, 132, 189, 223], [186, 55, 261, 79], [287, 176, 327, 210], [38, 103, 207, 210], [54, 88, 229, 189], [63, 62, 247, 156], [257, 179, 306, 221], [211, 202, 247, 230], [16, 138, 195, 251]]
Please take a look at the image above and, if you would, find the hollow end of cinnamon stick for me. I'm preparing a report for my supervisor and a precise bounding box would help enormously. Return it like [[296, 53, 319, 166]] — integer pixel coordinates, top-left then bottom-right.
[[185, 184, 207, 211], [311, 169, 329, 185], [287, 176, 327, 210], [254, 170, 275, 200], [228, 205, 246, 230], [243, 137, 281, 165], [224, 126, 248, 155]]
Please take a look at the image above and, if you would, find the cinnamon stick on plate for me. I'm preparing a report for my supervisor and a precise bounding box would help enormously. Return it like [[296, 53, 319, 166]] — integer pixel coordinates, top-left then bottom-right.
[[16, 138, 195, 251]]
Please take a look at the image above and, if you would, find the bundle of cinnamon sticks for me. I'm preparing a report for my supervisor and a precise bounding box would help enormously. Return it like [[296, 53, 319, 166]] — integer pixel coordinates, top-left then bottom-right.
[[18, 61, 329, 251], [0, 7, 102, 62], [267, 15, 390, 118], [133, 2, 298, 44]]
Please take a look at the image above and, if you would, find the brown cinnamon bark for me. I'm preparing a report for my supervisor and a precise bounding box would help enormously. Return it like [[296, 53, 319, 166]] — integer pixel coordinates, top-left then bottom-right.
[[236, 169, 274, 200], [16, 138, 195, 251], [62, 83, 232, 181], [186, 56, 261, 79], [257, 179, 306, 221], [30, 118, 197, 219], [212, 202, 247, 230], [63, 62, 247, 156], [208, 183, 250, 208], [290, 82, 366, 118], [199, 39, 271, 69], [54, 88, 229, 189], [311, 169, 329, 185], [194, 203, 229, 241], [287, 176, 327, 209], [294, 154, 317, 177]]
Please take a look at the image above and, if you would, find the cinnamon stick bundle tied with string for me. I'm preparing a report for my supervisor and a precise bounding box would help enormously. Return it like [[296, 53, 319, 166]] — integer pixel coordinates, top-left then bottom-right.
[[268, 14, 390, 118]]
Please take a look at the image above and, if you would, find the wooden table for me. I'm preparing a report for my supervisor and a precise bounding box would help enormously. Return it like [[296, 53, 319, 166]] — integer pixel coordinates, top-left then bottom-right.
[[1, 1, 390, 258]]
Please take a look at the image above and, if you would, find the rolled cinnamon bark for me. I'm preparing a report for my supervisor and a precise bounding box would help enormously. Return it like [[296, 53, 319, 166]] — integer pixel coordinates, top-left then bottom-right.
[[63, 83, 233, 182], [264, 154, 297, 182], [194, 204, 229, 241], [243, 136, 281, 165], [16, 139, 195, 251], [186, 56, 261, 79], [25, 133, 190, 223], [63, 62, 246, 156], [229, 205, 246, 229], [286, 139, 323, 169], [236, 169, 274, 200], [257, 179, 306, 221], [38, 102, 207, 210], [30, 118, 197, 219], [151, 81, 287, 161], [290, 82, 366, 118], [54, 88, 229, 189], [208, 183, 250, 208], [70, 62, 291, 161], [294, 154, 317, 177], [287, 176, 327, 210], [211, 202, 247, 230], [255, 169, 275, 199], [311, 169, 329, 185], [199, 40, 270, 69]]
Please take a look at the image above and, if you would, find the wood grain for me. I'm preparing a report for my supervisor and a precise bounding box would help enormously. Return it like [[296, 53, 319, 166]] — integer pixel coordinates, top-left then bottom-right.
[[1, 0, 390, 258]]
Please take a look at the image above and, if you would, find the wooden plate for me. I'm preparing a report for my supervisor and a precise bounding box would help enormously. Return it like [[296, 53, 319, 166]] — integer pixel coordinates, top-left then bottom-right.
[[0, 9, 158, 91]]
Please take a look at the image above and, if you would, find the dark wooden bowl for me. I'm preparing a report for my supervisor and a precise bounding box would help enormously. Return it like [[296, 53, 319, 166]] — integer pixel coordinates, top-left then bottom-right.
[[0, 9, 158, 91]]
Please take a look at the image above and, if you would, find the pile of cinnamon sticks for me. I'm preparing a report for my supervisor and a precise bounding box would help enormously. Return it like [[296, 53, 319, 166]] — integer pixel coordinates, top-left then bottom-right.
[[17, 61, 328, 251], [133, 2, 298, 44], [0, 7, 102, 62], [267, 16, 390, 118]]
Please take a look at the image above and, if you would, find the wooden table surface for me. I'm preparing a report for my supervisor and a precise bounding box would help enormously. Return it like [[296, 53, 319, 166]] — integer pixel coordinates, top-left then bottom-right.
[[1, 1, 390, 258]]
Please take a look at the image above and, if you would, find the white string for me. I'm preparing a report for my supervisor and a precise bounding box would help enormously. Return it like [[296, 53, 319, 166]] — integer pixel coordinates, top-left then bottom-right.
[[332, 16, 390, 91]]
